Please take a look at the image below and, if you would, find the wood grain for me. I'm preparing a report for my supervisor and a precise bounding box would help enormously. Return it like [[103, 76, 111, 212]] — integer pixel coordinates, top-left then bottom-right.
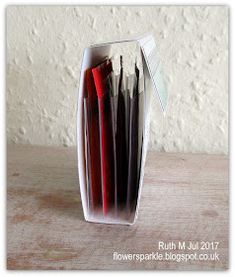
[[7, 144, 229, 270]]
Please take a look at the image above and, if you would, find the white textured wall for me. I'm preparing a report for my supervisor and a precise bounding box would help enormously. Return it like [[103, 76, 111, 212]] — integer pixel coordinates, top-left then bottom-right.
[[6, 6, 228, 154]]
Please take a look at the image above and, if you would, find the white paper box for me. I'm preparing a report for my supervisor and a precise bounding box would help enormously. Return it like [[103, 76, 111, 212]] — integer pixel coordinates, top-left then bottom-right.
[[77, 33, 168, 225]]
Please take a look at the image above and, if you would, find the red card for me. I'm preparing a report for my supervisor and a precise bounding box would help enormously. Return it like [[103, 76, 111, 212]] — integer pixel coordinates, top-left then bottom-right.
[[85, 69, 102, 208], [92, 60, 115, 215]]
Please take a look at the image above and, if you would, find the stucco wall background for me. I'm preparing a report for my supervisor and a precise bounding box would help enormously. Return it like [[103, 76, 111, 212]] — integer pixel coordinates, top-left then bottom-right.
[[6, 6, 228, 154]]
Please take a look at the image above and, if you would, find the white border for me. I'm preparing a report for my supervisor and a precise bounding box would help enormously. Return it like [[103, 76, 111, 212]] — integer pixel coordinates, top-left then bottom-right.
[[2, 1, 232, 276]]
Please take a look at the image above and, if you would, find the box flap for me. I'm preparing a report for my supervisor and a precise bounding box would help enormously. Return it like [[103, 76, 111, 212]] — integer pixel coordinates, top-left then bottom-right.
[[90, 34, 142, 48], [138, 34, 168, 113]]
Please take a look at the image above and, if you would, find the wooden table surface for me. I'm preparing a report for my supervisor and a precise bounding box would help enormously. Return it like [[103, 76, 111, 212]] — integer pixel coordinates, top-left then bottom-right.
[[7, 144, 229, 270]]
